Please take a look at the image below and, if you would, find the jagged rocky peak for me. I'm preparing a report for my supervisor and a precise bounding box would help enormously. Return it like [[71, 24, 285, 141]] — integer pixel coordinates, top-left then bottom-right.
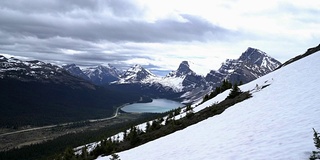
[[0, 55, 8, 62], [63, 64, 80, 71], [177, 61, 192, 74], [168, 61, 193, 77], [125, 64, 154, 76], [205, 70, 224, 83], [62, 64, 89, 80], [120, 64, 155, 82], [81, 64, 121, 85], [127, 64, 143, 72], [239, 47, 268, 61], [238, 47, 281, 69]]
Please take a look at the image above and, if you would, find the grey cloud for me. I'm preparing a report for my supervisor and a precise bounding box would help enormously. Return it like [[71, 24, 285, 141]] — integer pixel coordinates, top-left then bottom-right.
[[0, 0, 98, 14], [0, 1, 233, 42], [0, 0, 237, 75]]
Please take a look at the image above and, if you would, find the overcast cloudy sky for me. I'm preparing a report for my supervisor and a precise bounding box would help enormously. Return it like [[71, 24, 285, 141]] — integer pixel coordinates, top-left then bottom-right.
[[0, 0, 319, 75]]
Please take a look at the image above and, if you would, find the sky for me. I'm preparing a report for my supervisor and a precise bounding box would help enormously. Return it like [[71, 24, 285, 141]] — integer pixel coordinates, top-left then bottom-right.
[[0, 0, 319, 76]]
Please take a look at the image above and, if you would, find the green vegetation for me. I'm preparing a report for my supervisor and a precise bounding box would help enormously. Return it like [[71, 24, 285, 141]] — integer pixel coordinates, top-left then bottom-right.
[[310, 128, 320, 160], [0, 113, 163, 160], [226, 83, 242, 99], [202, 80, 233, 103]]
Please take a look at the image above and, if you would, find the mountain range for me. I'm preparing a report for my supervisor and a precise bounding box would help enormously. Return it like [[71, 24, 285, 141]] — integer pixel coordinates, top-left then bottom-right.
[[64, 47, 281, 102], [0, 56, 140, 127], [0, 47, 281, 127]]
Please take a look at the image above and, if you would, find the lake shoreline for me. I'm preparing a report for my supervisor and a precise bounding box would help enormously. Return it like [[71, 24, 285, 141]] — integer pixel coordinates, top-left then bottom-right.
[[121, 99, 182, 114]]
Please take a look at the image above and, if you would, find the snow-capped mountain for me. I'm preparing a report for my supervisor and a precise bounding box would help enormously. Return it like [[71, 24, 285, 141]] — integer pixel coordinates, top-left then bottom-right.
[[63, 64, 122, 85], [182, 47, 281, 103], [206, 47, 281, 85], [110, 48, 281, 103], [0, 55, 93, 88], [1, 46, 281, 103], [114, 61, 207, 93], [164, 61, 207, 91], [167, 61, 193, 77], [118, 64, 156, 83], [96, 45, 320, 160], [83, 64, 121, 85]]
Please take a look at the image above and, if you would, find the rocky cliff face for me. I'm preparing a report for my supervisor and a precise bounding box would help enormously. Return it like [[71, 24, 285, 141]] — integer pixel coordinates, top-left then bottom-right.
[[83, 64, 121, 85], [206, 47, 281, 86]]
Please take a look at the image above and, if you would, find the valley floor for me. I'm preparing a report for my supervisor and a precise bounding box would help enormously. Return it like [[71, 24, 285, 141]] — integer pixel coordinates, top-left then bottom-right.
[[0, 111, 138, 152]]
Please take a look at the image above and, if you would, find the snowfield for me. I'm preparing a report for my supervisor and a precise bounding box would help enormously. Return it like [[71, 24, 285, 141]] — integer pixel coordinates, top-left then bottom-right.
[[97, 52, 320, 160]]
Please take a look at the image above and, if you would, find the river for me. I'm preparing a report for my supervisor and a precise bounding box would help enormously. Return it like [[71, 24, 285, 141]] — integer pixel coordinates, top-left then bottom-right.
[[121, 99, 182, 113]]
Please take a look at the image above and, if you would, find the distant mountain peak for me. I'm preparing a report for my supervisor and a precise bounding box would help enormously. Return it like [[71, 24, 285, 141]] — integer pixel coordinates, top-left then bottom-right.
[[62, 64, 89, 81], [119, 64, 156, 83], [238, 47, 281, 69], [128, 64, 143, 72], [239, 47, 269, 61], [167, 61, 194, 78], [213, 47, 281, 85], [179, 61, 190, 68], [81, 64, 121, 85]]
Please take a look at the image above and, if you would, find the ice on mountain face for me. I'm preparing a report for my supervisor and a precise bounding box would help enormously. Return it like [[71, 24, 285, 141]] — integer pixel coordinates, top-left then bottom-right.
[[118, 64, 157, 83], [98, 51, 320, 160]]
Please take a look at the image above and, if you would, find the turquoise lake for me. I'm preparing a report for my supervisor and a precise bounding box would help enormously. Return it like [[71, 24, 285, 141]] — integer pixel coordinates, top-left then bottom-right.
[[121, 99, 182, 113]]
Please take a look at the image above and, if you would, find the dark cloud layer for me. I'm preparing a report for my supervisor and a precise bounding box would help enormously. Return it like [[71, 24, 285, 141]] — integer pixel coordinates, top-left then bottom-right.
[[0, 0, 236, 74], [0, 8, 230, 42]]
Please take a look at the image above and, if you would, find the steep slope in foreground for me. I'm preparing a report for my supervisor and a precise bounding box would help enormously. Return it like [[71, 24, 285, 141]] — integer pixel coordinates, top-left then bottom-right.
[[99, 51, 320, 159]]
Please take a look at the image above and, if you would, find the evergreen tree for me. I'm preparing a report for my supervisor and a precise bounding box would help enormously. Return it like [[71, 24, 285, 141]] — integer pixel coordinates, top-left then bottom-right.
[[221, 79, 232, 91], [203, 94, 209, 102], [110, 153, 121, 160], [145, 121, 151, 132], [174, 107, 181, 116], [186, 105, 192, 112], [310, 128, 320, 160], [227, 83, 242, 99], [127, 126, 140, 146], [80, 145, 88, 159], [62, 147, 76, 160], [313, 128, 320, 150], [150, 119, 161, 131], [123, 130, 127, 141], [215, 86, 221, 94]]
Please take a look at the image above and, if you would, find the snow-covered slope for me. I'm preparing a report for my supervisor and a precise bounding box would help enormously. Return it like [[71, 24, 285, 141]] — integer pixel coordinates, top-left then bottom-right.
[[98, 51, 320, 159]]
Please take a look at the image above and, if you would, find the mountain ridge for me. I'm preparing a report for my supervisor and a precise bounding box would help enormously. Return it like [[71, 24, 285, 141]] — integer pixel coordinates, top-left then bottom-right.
[[0, 47, 282, 104]]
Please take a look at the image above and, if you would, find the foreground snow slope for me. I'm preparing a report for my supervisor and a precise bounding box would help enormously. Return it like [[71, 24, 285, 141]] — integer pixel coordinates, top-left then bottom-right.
[[99, 52, 320, 160]]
